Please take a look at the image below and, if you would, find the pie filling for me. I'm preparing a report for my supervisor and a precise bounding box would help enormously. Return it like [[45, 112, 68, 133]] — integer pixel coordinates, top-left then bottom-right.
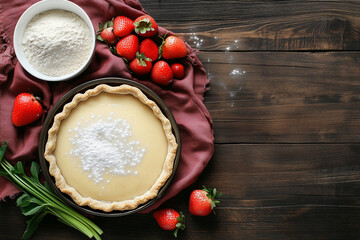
[[44, 84, 177, 211]]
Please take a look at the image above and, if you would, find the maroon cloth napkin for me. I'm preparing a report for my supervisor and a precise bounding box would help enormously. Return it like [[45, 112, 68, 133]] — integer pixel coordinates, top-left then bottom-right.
[[0, 0, 213, 213]]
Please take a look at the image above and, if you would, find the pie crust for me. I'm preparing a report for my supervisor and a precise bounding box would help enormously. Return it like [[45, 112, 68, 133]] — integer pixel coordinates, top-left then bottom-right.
[[44, 84, 178, 212]]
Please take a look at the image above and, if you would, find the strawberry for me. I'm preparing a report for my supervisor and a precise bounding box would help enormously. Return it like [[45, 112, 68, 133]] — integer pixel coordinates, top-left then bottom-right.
[[113, 16, 134, 37], [96, 20, 116, 45], [100, 27, 116, 45], [134, 15, 158, 37], [171, 63, 185, 79], [116, 34, 139, 61], [153, 208, 185, 237], [189, 186, 222, 216], [129, 52, 152, 76], [151, 61, 173, 86], [160, 35, 187, 59], [11, 93, 43, 127], [139, 38, 159, 61]]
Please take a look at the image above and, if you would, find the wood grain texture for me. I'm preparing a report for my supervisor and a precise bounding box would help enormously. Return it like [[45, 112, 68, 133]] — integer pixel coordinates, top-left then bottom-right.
[[1, 1, 360, 240], [198, 51, 360, 143], [1, 144, 360, 240], [2, 201, 360, 240], [141, 0, 360, 51]]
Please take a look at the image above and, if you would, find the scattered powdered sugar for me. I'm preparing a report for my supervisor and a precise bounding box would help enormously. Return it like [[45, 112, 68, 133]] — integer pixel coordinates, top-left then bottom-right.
[[68, 114, 145, 184], [230, 68, 246, 78], [22, 9, 93, 77], [225, 39, 240, 52], [187, 33, 204, 48]]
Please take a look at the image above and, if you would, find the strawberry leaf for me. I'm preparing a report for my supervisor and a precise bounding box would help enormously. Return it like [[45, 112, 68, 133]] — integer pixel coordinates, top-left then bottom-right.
[[158, 33, 168, 59], [97, 35, 104, 42], [134, 18, 153, 35], [108, 19, 114, 27], [136, 52, 151, 66], [174, 212, 185, 238], [109, 46, 117, 55], [203, 186, 222, 211]]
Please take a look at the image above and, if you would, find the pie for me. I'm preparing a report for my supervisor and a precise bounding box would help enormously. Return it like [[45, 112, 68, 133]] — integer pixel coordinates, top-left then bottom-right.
[[44, 84, 178, 212]]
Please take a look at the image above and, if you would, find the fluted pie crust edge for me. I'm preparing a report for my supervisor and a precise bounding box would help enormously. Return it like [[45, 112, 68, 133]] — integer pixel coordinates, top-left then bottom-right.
[[44, 84, 178, 212]]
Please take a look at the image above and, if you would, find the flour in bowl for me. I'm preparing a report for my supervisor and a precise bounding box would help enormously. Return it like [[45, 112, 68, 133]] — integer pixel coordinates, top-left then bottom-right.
[[22, 9, 93, 77]]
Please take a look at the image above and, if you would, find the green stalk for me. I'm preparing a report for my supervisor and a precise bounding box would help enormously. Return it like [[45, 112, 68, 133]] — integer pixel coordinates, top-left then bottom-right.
[[49, 208, 94, 238], [2, 160, 102, 236], [22, 175, 103, 235], [48, 204, 101, 239], [0, 141, 103, 239]]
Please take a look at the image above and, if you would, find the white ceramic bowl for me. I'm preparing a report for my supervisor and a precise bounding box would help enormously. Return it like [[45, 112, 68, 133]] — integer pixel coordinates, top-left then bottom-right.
[[13, 0, 96, 81]]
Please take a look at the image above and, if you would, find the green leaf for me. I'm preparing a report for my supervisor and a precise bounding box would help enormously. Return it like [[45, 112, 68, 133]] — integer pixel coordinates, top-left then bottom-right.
[[30, 162, 40, 181], [122, 57, 129, 65], [22, 205, 45, 216], [0, 141, 7, 161], [97, 35, 104, 42], [173, 212, 185, 237], [44, 181, 52, 192], [17, 193, 31, 208], [11, 162, 24, 175], [158, 34, 167, 59], [22, 211, 48, 240], [29, 197, 44, 206], [174, 228, 179, 238], [17, 161, 25, 174], [0, 142, 103, 239], [109, 46, 117, 55]]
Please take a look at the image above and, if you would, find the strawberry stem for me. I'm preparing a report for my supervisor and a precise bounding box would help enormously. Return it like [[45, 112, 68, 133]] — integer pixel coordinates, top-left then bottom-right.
[[174, 212, 185, 238], [203, 186, 222, 211], [134, 18, 154, 34], [135, 52, 152, 67], [34, 96, 42, 103], [158, 33, 168, 59]]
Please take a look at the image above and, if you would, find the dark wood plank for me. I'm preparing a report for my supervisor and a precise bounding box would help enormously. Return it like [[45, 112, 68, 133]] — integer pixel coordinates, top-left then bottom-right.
[[197, 51, 360, 143], [2, 200, 360, 240], [140, 0, 360, 51], [199, 143, 360, 199], [1, 144, 360, 240]]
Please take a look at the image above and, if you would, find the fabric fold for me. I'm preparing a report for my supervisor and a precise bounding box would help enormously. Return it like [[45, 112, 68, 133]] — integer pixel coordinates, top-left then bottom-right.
[[0, 0, 213, 213]]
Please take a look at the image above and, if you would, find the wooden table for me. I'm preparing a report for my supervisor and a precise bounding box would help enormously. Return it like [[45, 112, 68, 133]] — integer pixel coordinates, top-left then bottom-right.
[[1, 1, 360, 239]]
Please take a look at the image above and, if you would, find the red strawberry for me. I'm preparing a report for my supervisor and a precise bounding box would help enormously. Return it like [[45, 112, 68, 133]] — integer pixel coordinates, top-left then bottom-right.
[[153, 208, 185, 237], [171, 63, 185, 79], [113, 16, 134, 37], [96, 21, 117, 45], [189, 186, 222, 216], [160, 36, 187, 59], [129, 52, 152, 76], [100, 28, 116, 45], [134, 15, 158, 37], [12, 93, 43, 127], [151, 61, 173, 86], [139, 38, 159, 61], [116, 34, 139, 61]]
